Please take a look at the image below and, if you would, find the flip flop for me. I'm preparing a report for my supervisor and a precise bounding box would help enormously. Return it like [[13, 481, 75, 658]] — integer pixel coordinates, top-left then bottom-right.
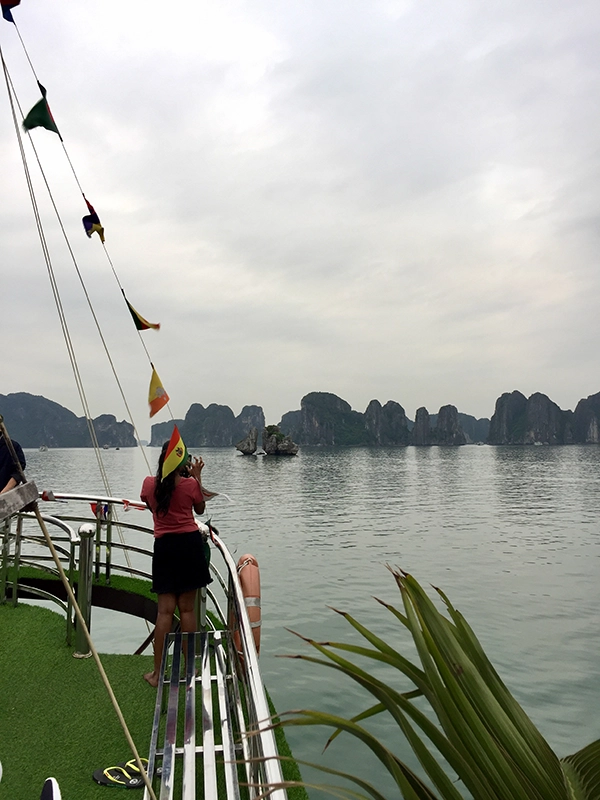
[[118, 758, 147, 774], [92, 765, 143, 789], [118, 759, 162, 777]]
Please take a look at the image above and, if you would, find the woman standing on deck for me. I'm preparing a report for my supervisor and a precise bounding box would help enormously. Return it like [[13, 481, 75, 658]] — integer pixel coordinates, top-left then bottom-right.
[[141, 439, 212, 687]]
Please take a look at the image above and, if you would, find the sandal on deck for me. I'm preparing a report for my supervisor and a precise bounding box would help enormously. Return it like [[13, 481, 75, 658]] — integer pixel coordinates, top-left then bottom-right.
[[92, 765, 143, 789], [119, 759, 162, 777]]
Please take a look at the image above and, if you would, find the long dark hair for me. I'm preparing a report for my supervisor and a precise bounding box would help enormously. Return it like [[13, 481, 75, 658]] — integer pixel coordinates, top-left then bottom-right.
[[155, 441, 180, 516]]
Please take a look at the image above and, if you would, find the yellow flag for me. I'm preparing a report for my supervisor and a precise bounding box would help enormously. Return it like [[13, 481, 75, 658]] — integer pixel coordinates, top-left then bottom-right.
[[162, 425, 187, 479], [148, 366, 169, 418]]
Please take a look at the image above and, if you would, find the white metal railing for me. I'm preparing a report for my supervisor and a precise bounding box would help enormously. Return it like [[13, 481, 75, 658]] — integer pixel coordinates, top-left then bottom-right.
[[211, 527, 287, 800]]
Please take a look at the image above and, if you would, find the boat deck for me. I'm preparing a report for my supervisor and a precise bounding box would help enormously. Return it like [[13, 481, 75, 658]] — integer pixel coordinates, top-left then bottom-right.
[[0, 487, 299, 800]]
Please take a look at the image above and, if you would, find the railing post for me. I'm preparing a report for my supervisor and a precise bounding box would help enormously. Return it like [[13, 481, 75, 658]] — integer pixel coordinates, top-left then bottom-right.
[[74, 523, 95, 658], [66, 536, 77, 646], [197, 586, 207, 631], [0, 517, 10, 604], [12, 515, 24, 607], [94, 504, 103, 581], [105, 501, 113, 584], [226, 572, 236, 643]]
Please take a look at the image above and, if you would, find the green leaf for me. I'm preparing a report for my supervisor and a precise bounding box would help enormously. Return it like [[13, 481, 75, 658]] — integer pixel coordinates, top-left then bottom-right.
[[561, 739, 600, 800], [278, 570, 596, 800], [397, 571, 566, 800], [280, 709, 435, 799]]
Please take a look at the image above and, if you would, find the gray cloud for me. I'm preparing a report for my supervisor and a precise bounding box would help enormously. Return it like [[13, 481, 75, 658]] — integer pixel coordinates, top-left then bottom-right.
[[1, 0, 599, 433]]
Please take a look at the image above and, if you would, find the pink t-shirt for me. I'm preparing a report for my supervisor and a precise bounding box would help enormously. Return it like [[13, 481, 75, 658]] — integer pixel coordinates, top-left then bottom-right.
[[141, 476, 204, 538]]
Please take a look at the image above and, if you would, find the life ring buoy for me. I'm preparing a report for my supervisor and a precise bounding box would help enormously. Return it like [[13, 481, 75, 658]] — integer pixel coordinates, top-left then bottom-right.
[[233, 553, 261, 658]]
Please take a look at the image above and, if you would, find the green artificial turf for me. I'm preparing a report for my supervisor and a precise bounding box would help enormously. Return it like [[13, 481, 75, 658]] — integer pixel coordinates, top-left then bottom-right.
[[0, 602, 155, 800], [268, 698, 309, 800], [0, 602, 308, 800]]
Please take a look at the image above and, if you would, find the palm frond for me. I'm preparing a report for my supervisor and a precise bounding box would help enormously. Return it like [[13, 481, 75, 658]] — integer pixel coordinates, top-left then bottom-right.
[[277, 570, 597, 800]]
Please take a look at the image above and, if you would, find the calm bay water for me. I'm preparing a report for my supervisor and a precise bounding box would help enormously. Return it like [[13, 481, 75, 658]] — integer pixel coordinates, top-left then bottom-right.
[[24, 445, 600, 797]]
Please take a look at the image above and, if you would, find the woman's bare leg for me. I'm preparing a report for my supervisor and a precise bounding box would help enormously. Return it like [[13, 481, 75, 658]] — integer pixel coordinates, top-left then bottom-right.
[[177, 590, 198, 674], [144, 592, 177, 687], [177, 589, 198, 632]]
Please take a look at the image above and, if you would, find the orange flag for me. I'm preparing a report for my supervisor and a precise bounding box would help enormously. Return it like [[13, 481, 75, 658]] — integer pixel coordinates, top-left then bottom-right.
[[148, 366, 169, 418]]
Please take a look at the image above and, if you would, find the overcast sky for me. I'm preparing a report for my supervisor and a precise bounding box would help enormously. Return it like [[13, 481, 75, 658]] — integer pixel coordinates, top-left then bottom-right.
[[1, 0, 599, 437]]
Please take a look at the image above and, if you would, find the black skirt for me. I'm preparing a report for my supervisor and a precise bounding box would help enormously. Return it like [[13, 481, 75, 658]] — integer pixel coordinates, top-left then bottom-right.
[[151, 530, 212, 595]]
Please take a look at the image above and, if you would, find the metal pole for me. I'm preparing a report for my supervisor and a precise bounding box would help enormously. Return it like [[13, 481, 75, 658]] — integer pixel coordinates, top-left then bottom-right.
[[105, 501, 113, 584], [94, 505, 102, 581], [197, 586, 207, 631], [12, 515, 24, 607], [0, 518, 10, 604], [66, 537, 77, 646], [74, 523, 94, 658]]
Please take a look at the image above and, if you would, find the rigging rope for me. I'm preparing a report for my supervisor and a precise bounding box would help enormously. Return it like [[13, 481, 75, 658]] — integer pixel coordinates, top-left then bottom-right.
[[2, 18, 177, 445], [1, 48, 108, 480], [0, 46, 149, 623], [3, 59, 153, 473], [4, 19, 177, 435]]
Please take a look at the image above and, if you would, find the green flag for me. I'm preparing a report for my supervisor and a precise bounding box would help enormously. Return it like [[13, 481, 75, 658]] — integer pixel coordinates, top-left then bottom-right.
[[23, 83, 62, 140]]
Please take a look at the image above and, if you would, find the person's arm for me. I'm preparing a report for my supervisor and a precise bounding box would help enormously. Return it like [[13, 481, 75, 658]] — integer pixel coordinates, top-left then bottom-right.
[[140, 477, 153, 510], [193, 499, 206, 514], [0, 477, 18, 494], [189, 457, 206, 515]]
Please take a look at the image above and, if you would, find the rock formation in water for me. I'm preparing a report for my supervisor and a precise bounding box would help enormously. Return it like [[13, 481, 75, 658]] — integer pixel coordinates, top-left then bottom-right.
[[0, 392, 137, 447], [288, 392, 368, 446], [487, 390, 528, 444], [523, 393, 572, 445], [364, 399, 410, 445], [281, 393, 413, 446], [430, 412, 489, 443], [8, 389, 600, 449], [235, 427, 259, 455], [150, 404, 265, 447], [487, 391, 574, 445], [91, 414, 139, 448], [411, 407, 431, 445], [409, 405, 467, 445], [150, 419, 185, 447], [432, 405, 467, 445], [184, 403, 235, 447], [572, 392, 600, 443], [279, 409, 301, 438], [233, 406, 265, 443], [262, 425, 298, 455]]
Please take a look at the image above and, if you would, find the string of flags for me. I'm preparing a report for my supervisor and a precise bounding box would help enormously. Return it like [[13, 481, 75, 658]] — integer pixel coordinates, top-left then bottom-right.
[[3, 0, 173, 422]]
